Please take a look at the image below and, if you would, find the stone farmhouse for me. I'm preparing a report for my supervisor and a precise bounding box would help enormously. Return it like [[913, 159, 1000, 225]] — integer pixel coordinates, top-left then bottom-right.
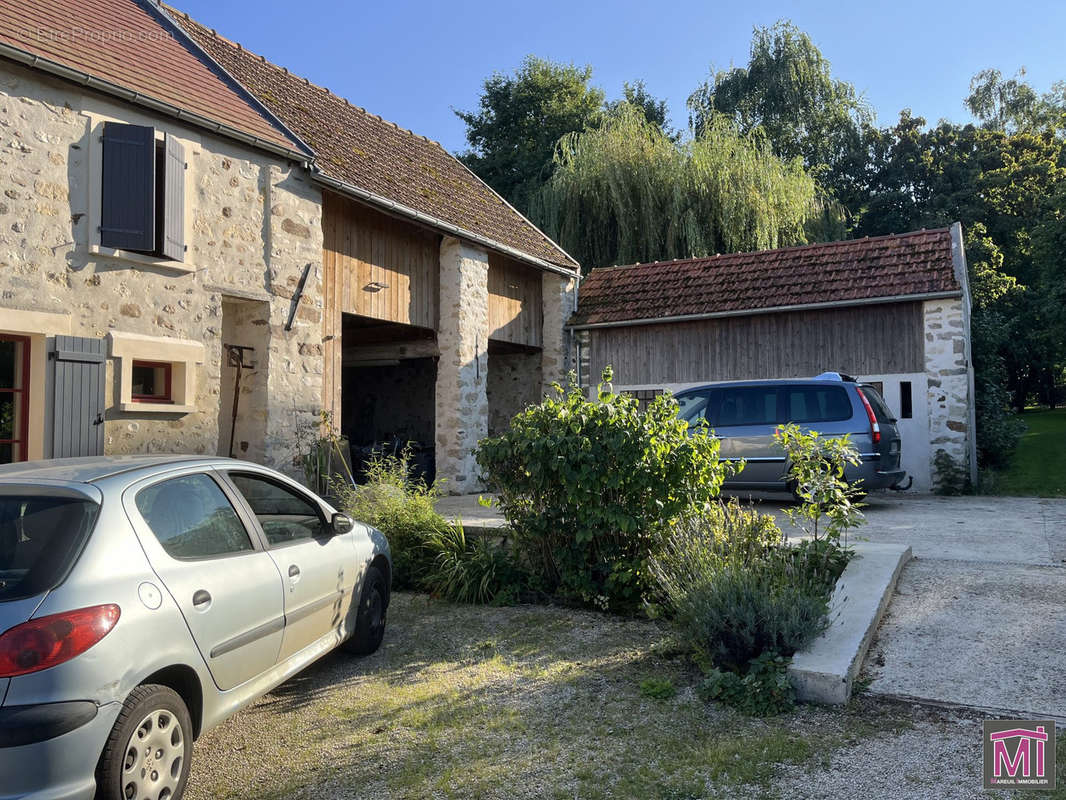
[[568, 227, 977, 491], [0, 0, 579, 490]]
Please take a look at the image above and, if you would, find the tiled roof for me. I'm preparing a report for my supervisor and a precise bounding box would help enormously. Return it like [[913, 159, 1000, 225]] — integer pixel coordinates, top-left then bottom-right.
[[0, 0, 299, 153], [569, 228, 961, 327], [166, 6, 579, 272]]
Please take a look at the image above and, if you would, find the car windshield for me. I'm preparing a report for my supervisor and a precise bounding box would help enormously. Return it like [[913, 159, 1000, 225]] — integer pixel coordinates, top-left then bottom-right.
[[0, 494, 99, 602]]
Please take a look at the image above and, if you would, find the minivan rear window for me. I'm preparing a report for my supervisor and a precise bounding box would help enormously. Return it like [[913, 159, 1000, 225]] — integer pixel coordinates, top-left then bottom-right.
[[0, 495, 99, 602], [858, 386, 896, 424]]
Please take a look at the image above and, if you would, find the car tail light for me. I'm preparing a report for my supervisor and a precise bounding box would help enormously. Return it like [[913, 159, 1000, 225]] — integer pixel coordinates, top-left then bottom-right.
[[0, 604, 120, 678], [857, 390, 881, 445]]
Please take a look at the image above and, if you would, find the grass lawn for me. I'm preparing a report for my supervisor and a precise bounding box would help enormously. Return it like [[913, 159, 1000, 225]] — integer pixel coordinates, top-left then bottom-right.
[[989, 407, 1066, 497], [182, 594, 1060, 800]]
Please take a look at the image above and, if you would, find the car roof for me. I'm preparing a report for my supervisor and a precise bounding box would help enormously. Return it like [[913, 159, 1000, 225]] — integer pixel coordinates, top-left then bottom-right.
[[0, 455, 249, 484], [675, 378, 859, 392]]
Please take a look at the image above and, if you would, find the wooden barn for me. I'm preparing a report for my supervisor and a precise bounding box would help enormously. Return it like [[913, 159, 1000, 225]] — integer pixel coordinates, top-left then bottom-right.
[[568, 226, 977, 491]]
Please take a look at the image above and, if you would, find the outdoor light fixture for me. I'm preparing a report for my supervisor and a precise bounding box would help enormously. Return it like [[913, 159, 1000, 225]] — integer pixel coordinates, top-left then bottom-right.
[[363, 281, 389, 292]]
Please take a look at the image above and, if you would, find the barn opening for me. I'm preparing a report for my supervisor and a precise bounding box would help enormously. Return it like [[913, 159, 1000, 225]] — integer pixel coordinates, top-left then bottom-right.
[[340, 314, 437, 483]]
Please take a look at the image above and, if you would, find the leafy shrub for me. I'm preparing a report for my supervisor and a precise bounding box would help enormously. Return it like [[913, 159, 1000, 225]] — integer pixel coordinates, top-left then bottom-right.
[[697, 653, 795, 716], [775, 423, 864, 547], [651, 504, 834, 673], [476, 368, 727, 612], [333, 450, 447, 589], [422, 523, 527, 605], [932, 449, 973, 495], [639, 677, 676, 700]]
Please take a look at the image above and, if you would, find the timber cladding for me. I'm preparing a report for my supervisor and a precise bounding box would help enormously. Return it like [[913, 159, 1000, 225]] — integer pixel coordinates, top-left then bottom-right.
[[488, 252, 543, 348], [589, 302, 925, 385], [322, 192, 440, 328]]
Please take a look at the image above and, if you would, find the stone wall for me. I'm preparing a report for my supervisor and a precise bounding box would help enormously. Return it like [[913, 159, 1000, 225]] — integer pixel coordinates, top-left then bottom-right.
[[435, 237, 489, 493], [0, 63, 323, 475], [486, 350, 541, 435], [542, 270, 577, 390], [923, 298, 972, 486]]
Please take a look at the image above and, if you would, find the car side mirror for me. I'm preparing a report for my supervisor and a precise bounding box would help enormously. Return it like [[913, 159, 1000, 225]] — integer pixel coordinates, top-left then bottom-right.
[[331, 512, 355, 534]]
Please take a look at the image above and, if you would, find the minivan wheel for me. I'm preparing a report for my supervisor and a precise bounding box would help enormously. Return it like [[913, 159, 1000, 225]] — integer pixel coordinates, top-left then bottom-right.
[[343, 565, 388, 655], [97, 684, 192, 800]]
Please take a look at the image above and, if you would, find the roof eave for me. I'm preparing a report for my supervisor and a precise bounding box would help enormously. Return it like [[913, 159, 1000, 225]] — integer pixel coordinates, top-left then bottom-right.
[[0, 41, 310, 163], [567, 290, 964, 330], [313, 169, 580, 278]]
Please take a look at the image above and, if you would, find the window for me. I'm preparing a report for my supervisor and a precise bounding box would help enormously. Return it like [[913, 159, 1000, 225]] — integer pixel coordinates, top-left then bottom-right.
[[100, 123, 185, 261], [131, 360, 172, 403], [0, 493, 99, 601], [784, 387, 852, 424], [900, 381, 913, 419], [0, 335, 29, 464], [135, 474, 253, 560], [718, 387, 779, 427], [858, 386, 896, 424], [677, 389, 721, 427], [228, 474, 325, 546]]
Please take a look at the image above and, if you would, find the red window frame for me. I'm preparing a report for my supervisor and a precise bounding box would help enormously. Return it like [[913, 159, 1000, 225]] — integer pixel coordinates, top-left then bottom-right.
[[131, 360, 173, 403], [0, 334, 31, 463]]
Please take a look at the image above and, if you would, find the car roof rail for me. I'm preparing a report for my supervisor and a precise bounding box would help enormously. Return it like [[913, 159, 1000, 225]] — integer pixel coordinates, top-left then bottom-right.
[[813, 371, 857, 382]]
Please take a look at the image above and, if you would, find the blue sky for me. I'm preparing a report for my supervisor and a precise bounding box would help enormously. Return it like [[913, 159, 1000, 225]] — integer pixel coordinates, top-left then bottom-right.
[[171, 0, 1066, 154]]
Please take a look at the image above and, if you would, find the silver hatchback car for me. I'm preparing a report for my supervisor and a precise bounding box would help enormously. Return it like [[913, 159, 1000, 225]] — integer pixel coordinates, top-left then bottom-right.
[[0, 455, 391, 800], [675, 373, 908, 494]]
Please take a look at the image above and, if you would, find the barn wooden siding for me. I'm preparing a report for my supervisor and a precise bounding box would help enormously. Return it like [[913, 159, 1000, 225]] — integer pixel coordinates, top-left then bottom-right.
[[488, 252, 543, 348], [588, 302, 925, 385], [322, 192, 441, 419]]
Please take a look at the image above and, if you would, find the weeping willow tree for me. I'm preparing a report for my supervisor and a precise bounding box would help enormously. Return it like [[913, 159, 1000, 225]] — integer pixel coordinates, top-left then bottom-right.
[[530, 105, 820, 270]]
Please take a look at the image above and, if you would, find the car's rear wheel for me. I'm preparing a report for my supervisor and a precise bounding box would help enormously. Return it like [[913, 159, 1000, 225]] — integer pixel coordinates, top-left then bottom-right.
[[343, 565, 388, 655], [96, 684, 192, 800]]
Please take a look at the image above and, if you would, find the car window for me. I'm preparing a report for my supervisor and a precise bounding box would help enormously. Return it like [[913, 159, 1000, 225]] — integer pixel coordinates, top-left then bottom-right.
[[676, 390, 715, 426], [228, 474, 325, 546], [858, 386, 896, 423], [136, 474, 253, 560], [718, 387, 778, 426], [0, 494, 99, 601], [784, 386, 852, 424]]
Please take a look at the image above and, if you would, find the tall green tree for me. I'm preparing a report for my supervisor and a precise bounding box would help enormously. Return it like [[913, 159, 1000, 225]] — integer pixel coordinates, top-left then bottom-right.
[[530, 106, 818, 270], [455, 56, 605, 212], [687, 20, 873, 207], [607, 80, 675, 137], [966, 68, 1066, 134]]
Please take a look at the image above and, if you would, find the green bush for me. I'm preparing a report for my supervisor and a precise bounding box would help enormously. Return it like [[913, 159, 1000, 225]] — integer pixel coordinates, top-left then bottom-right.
[[422, 523, 527, 605], [639, 677, 677, 700], [475, 368, 728, 612], [333, 451, 447, 589], [651, 503, 834, 673], [697, 653, 795, 716], [932, 449, 973, 495]]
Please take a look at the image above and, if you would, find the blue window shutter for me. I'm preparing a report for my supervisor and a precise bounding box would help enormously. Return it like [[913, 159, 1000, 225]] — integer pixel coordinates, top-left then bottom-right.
[[51, 336, 106, 458], [100, 122, 155, 252], [162, 133, 185, 261]]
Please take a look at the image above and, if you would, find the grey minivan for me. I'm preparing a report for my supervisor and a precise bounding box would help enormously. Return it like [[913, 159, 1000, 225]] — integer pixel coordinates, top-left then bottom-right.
[[675, 373, 907, 493], [0, 455, 391, 800]]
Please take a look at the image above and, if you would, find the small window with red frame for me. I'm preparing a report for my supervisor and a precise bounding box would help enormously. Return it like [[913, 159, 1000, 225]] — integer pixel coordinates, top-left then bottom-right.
[[131, 361, 172, 403]]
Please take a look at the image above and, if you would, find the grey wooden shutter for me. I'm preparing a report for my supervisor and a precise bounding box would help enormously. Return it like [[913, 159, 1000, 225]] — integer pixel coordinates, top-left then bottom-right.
[[52, 336, 106, 458], [100, 122, 155, 252], [162, 133, 185, 261]]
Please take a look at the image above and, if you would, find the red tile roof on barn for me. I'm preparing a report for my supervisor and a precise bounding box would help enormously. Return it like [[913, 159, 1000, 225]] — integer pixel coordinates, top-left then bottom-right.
[[569, 228, 962, 327], [165, 6, 579, 272], [0, 0, 300, 153]]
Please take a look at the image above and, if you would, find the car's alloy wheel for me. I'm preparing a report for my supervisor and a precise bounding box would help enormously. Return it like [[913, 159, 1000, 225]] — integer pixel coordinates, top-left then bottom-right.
[[97, 684, 192, 800]]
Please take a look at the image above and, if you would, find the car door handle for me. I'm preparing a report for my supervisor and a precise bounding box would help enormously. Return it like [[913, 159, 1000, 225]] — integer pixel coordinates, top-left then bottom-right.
[[192, 589, 211, 609], [288, 565, 300, 579]]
